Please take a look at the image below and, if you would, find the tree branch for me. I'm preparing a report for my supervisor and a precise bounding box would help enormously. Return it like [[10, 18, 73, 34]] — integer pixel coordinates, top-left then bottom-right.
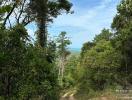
[[22, 15, 33, 26], [8, 18, 12, 28], [17, 0, 26, 24], [3, 3, 16, 27]]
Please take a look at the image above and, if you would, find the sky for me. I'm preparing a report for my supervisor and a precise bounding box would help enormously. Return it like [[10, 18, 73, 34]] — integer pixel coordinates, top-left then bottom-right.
[[27, 0, 121, 49]]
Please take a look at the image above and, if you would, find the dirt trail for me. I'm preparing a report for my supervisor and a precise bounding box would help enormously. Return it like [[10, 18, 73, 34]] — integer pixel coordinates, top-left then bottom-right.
[[60, 96, 76, 100], [60, 92, 76, 100]]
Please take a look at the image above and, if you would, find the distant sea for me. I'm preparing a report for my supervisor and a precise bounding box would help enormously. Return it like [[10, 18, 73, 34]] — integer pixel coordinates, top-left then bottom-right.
[[69, 48, 81, 54]]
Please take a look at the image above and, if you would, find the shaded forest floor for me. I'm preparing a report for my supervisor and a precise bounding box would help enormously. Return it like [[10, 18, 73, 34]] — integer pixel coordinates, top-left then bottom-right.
[[60, 90, 132, 100], [60, 95, 132, 100]]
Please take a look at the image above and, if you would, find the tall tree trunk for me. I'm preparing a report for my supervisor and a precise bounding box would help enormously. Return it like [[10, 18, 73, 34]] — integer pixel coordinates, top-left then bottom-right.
[[37, 0, 48, 48], [4, 75, 11, 98], [38, 17, 47, 48]]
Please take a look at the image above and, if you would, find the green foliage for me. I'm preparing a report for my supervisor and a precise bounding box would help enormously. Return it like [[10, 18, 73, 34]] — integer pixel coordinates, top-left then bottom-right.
[[111, 0, 132, 87], [29, 0, 72, 22], [94, 29, 112, 42], [0, 24, 29, 99], [81, 42, 95, 58], [80, 41, 119, 89], [18, 46, 59, 100], [0, 25, 59, 99], [75, 29, 120, 99], [63, 55, 79, 89], [0, 5, 12, 14], [57, 31, 71, 56]]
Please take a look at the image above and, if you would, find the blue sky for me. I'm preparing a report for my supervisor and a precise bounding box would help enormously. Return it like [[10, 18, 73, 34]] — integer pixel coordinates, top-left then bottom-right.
[[27, 0, 121, 49]]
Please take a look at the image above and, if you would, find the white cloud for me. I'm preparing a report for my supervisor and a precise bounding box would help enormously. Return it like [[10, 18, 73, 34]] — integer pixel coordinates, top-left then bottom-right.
[[52, 0, 119, 29]]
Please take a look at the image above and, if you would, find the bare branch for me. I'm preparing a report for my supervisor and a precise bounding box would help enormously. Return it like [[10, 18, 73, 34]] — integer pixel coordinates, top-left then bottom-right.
[[13, 10, 18, 21], [8, 18, 12, 28], [23, 15, 32, 26], [17, 0, 26, 23]]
